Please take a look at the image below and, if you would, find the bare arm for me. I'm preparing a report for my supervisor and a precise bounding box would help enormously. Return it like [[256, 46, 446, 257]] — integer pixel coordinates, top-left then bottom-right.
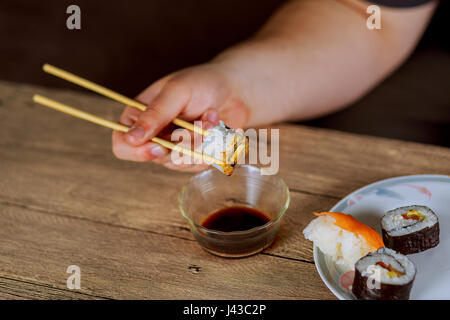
[[214, 0, 438, 125], [112, 0, 437, 170]]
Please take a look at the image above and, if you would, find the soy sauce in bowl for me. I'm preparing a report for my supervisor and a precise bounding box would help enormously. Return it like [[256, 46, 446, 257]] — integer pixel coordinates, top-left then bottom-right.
[[179, 165, 289, 258], [201, 206, 271, 232], [195, 206, 278, 258]]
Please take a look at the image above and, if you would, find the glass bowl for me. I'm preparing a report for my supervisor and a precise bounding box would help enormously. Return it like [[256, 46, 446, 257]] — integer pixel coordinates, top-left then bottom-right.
[[178, 165, 290, 258]]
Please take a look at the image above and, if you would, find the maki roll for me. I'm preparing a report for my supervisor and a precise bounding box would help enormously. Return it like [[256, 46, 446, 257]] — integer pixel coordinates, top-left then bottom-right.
[[352, 247, 416, 300], [202, 121, 248, 176], [381, 205, 439, 254]]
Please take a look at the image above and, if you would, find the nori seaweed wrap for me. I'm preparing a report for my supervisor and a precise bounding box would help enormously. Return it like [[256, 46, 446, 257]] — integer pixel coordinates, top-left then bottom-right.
[[381, 205, 439, 254], [352, 247, 416, 300]]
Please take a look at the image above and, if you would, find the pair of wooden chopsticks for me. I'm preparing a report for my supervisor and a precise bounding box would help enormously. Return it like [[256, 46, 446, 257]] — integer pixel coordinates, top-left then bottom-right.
[[33, 64, 223, 166]]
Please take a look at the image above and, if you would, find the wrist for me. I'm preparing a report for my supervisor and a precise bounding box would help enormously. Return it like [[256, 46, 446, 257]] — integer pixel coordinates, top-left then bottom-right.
[[212, 45, 272, 127], [210, 44, 294, 127]]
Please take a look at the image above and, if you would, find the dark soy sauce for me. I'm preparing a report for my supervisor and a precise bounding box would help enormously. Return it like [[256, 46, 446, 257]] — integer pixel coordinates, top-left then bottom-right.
[[201, 206, 271, 232]]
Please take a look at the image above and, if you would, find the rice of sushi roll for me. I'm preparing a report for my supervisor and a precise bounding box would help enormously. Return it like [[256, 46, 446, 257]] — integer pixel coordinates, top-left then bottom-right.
[[352, 247, 416, 300], [201, 121, 248, 176], [381, 205, 439, 255], [303, 212, 384, 270]]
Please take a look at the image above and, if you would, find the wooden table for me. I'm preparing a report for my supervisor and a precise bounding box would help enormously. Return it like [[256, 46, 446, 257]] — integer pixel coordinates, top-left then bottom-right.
[[1, 80, 449, 300]]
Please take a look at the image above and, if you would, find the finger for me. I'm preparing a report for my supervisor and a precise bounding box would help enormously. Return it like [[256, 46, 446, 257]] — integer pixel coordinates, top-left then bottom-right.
[[119, 77, 172, 127], [125, 81, 191, 145], [119, 106, 141, 126], [218, 99, 249, 129], [201, 120, 217, 131], [151, 125, 212, 166], [112, 131, 168, 162], [201, 108, 220, 127]]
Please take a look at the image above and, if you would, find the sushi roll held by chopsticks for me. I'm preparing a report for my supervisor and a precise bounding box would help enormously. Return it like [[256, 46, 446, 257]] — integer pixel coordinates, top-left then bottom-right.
[[36, 64, 249, 176], [201, 121, 248, 176], [381, 205, 440, 255]]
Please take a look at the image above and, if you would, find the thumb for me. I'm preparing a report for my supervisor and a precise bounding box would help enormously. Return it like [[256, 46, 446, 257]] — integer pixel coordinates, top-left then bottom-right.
[[125, 82, 191, 145], [218, 100, 250, 129]]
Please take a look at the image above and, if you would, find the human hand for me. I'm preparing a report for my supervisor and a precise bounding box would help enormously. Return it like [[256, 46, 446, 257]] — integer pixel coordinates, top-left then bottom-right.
[[112, 63, 249, 172]]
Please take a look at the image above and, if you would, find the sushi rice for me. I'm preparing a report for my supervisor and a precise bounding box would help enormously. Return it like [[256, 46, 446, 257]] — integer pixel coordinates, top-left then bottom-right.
[[303, 214, 379, 270]]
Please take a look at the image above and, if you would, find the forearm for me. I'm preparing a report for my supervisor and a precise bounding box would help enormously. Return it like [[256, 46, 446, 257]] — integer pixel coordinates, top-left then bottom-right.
[[213, 0, 437, 126]]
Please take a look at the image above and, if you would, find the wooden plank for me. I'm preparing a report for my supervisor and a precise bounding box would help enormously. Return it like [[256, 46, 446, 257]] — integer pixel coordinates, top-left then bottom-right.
[[2, 80, 449, 199], [0, 139, 336, 262], [1, 80, 449, 299], [2, 81, 449, 253], [0, 204, 334, 299], [0, 276, 106, 300], [0, 80, 334, 264], [277, 125, 450, 198]]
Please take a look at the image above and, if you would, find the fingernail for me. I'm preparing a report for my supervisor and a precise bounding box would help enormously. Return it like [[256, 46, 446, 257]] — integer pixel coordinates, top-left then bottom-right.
[[206, 110, 219, 123], [128, 126, 145, 140], [151, 146, 166, 157]]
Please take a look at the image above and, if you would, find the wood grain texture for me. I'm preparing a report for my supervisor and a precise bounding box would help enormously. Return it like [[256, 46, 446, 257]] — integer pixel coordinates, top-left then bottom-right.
[[0, 276, 106, 300], [0, 81, 449, 299], [0, 204, 331, 299]]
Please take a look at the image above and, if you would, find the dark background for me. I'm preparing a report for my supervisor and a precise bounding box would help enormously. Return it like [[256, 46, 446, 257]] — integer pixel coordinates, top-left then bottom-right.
[[1, 0, 449, 146]]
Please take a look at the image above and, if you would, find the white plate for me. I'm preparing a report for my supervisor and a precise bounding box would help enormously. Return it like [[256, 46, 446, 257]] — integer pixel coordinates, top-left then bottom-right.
[[314, 174, 450, 300]]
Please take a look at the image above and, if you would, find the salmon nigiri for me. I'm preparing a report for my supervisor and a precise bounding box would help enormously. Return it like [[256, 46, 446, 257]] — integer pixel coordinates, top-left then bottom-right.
[[303, 212, 384, 270]]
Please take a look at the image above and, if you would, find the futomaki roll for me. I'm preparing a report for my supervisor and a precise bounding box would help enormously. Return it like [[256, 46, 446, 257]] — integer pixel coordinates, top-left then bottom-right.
[[381, 205, 439, 254], [352, 247, 416, 300]]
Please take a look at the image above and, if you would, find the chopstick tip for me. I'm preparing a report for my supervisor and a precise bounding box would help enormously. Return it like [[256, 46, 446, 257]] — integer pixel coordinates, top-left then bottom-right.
[[42, 63, 52, 72]]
